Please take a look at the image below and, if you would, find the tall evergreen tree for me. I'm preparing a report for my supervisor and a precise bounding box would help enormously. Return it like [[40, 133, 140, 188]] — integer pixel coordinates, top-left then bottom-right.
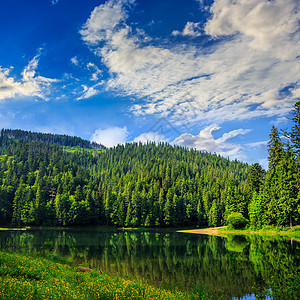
[[247, 163, 266, 194], [288, 101, 300, 154], [267, 126, 284, 170], [276, 146, 298, 227]]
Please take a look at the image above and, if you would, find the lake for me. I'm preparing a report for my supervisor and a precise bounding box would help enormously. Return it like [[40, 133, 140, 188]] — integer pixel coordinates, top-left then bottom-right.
[[0, 228, 299, 299]]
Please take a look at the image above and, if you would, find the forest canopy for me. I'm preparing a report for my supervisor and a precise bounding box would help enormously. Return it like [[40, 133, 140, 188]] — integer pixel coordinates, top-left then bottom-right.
[[0, 130, 249, 227], [0, 102, 299, 228]]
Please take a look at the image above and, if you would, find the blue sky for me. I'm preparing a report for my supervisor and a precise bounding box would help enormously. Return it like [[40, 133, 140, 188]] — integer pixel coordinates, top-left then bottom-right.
[[0, 0, 299, 168]]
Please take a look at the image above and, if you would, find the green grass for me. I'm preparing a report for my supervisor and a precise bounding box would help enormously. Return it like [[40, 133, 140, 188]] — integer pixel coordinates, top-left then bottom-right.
[[220, 225, 300, 236], [0, 251, 211, 300], [62, 146, 105, 154]]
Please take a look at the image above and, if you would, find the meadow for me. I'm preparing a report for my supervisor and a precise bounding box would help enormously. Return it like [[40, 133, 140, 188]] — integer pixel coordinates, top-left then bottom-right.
[[0, 251, 211, 300]]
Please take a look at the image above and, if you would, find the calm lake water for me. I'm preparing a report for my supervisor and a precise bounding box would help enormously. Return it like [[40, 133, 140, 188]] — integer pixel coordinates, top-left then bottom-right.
[[0, 228, 299, 299]]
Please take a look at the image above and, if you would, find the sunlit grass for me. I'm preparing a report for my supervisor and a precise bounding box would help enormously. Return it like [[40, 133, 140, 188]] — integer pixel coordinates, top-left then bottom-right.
[[0, 252, 211, 300]]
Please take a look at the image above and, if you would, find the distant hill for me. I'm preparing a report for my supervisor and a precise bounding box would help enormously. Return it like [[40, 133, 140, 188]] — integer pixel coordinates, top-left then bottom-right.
[[1, 103, 298, 229], [1, 129, 106, 150], [0, 132, 250, 227]]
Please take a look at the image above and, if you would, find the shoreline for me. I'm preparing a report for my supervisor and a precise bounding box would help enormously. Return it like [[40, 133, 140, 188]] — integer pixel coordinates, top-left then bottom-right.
[[1, 225, 300, 238], [177, 226, 300, 238], [0, 227, 28, 231], [177, 227, 224, 236]]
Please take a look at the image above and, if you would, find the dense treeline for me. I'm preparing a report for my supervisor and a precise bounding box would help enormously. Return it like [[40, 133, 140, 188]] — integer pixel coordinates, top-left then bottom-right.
[[1, 129, 106, 150], [243, 102, 300, 228], [1, 103, 299, 228], [0, 132, 250, 227]]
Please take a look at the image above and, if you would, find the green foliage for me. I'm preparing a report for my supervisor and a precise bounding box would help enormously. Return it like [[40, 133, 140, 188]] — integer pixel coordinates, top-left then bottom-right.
[[226, 212, 249, 229], [3, 104, 299, 231], [248, 234, 300, 300], [246, 103, 300, 229], [40, 240, 53, 254], [247, 163, 266, 194], [0, 130, 249, 228], [1, 128, 105, 150], [225, 235, 249, 252], [288, 101, 300, 154], [248, 192, 264, 228], [268, 270, 300, 300]]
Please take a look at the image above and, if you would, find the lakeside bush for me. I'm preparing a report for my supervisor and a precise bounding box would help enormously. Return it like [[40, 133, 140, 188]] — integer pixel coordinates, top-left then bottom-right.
[[226, 213, 249, 229]]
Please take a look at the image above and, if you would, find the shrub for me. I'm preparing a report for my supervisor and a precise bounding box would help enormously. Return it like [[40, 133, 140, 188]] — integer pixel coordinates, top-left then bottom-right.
[[226, 213, 249, 229]]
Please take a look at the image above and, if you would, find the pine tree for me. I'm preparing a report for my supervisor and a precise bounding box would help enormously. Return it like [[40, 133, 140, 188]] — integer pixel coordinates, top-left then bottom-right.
[[288, 101, 300, 154], [12, 183, 24, 225], [248, 191, 264, 228], [285, 101, 300, 227], [267, 126, 284, 170], [247, 163, 266, 193], [277, 145, 298, 227]]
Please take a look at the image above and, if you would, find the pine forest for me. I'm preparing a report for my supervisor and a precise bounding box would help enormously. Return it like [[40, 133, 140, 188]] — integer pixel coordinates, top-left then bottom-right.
[[0, 103, 299, 229]]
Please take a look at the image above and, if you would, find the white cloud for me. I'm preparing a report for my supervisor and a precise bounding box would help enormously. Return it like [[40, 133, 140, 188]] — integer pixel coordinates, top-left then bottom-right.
[[71, 58, 102, 81], [0, 54, 57, 101], [77, 83, 102, 100], [205, 0, 300, 59], [172, 22, 202, 37], [133, 131, 168, 144], [87, 62, 102, 81], [197, 0, 210, 10], [173, 125, 251, 161], [80, 0, 134, 45], [246, 140, 268, 148], [71, 56, 79, 66], [80, 0, 300, 126], [91, 126, 129, 147], [171, 30, 180, 36], [51, 0, 60, 5]]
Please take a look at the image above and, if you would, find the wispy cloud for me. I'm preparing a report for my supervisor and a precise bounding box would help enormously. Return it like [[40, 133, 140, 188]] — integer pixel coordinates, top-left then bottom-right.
[[51, 0, 60, 5], [172, 22, 203, 37], [77, 83, 102, 100], [133, 131, 168, 144], [0, 53, 57, 101], [174, 125, 251, 161], [80, 0, 300, 125], [70, 56, 79, 66], [87, 62, 102, 81]]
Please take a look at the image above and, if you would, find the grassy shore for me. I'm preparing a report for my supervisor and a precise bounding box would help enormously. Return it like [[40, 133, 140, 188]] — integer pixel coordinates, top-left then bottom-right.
[[177, 225, 300, 238], [0, 251, 211, 300]]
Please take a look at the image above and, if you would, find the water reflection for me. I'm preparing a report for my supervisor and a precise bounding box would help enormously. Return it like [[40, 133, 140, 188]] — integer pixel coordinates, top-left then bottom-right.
[[0, 229, 299, 300]]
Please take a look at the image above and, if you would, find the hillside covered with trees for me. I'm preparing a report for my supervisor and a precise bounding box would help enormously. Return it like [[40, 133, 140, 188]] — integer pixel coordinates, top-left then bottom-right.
[[0, 102, 299, 228], [0, 131, 250, 227], [1, 129, 106, 150]]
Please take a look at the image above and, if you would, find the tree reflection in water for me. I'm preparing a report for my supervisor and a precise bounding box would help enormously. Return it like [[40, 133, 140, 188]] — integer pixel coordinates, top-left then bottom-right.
[[0, 229, 299, 299]]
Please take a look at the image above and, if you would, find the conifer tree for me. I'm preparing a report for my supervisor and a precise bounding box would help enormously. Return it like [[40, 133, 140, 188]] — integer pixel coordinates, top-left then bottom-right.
[[289, 101, 300, 154], [247, 163, 266, 194], [0, 129, 250, 227], [263, 126, 284, 225], [277, 145, 298, 227], [267, 126, 284, 171]]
